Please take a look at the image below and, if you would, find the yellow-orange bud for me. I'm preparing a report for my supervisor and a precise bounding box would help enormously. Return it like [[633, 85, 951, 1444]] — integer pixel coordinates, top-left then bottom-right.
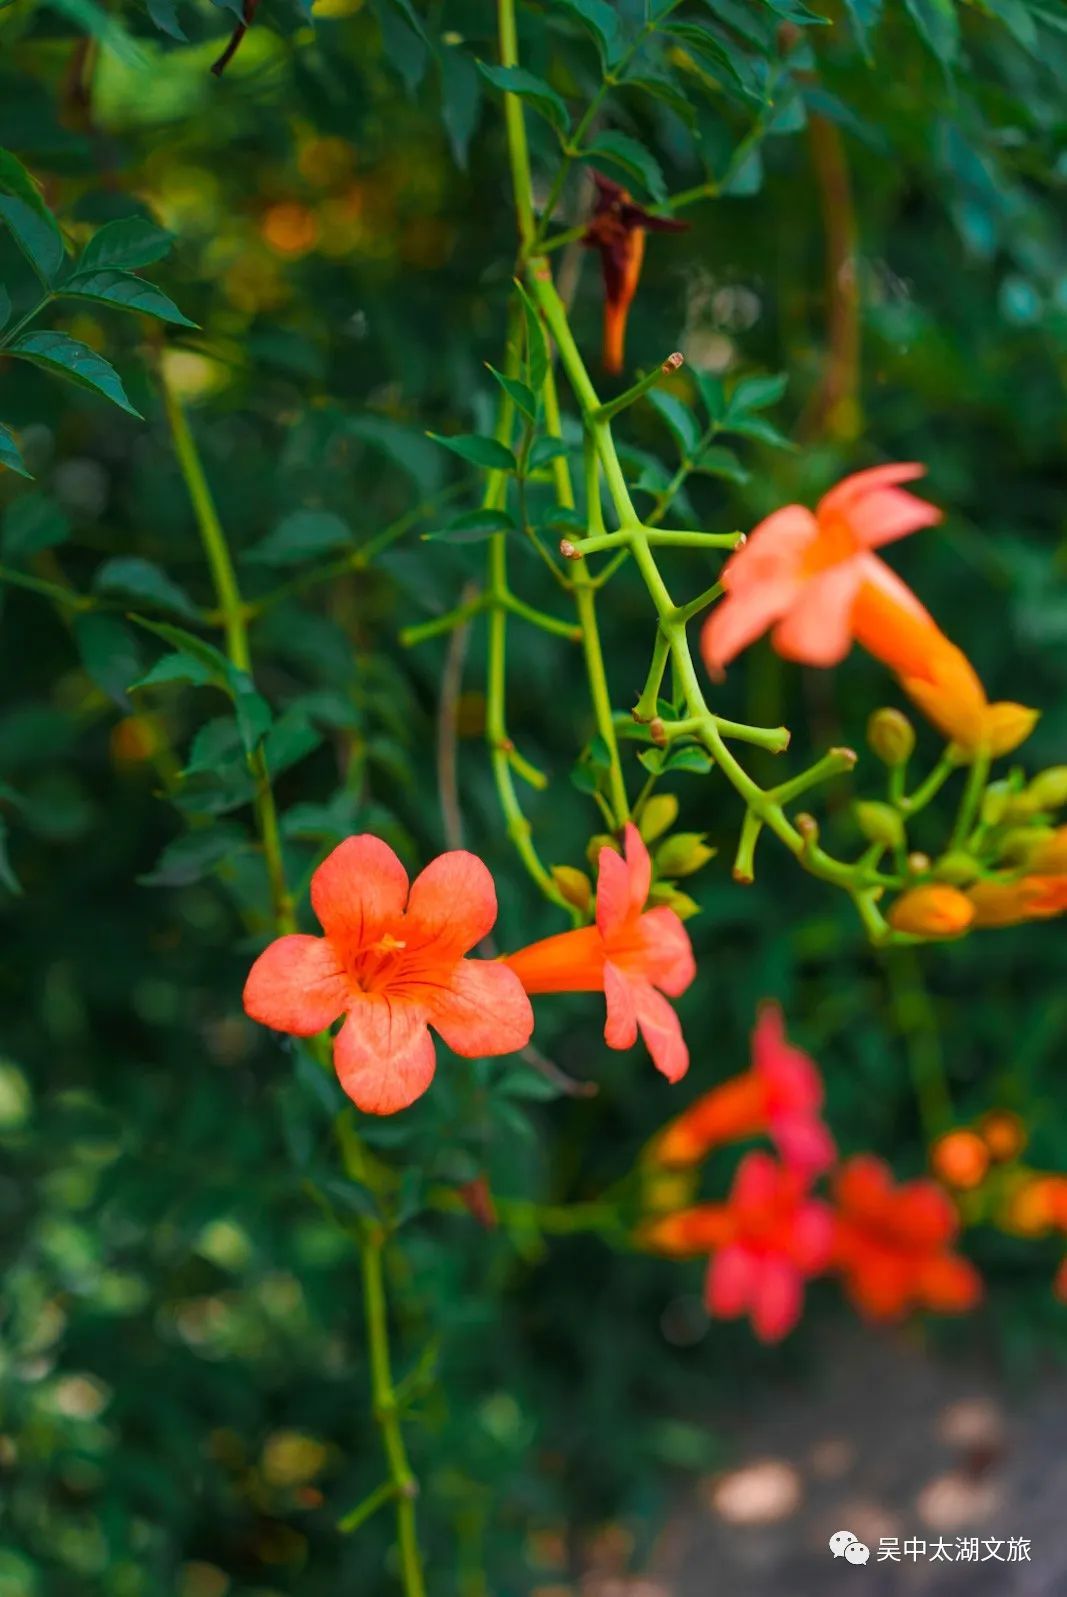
[[977, 1109, 1026, 1164], [887, 884, 975, 938], [931, 1129, 989, 1191]]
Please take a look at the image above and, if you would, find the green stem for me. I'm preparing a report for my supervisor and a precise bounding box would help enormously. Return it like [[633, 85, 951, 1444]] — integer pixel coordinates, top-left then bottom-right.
[[900, 753, 956, 816], [498, 0, 536, 251], [950, 749, 990, 850], [362, 1235, 427, 1597], [161, 373, 294, 933], [886, 947, 954, 1141]]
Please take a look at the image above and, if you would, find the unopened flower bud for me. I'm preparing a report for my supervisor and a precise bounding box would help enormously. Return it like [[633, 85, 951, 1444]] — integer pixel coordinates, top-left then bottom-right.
[[867, 707, 915, 766], [586, 833, 618, 871], [654, 832, 716, 878], [550, 865, 592, 914], [930, 1129, 989, 1191], [976, 1109, 1027, 1163], [980, 781, 1012, 827], [932, 850, 980, 886], [647, 883, 701, 920], [638, 793, 678, 843], [907, 851, 931, 875], [887, 883, 975, 938], [1025, 766, 1067, 811], [853, 800, 905, 850]]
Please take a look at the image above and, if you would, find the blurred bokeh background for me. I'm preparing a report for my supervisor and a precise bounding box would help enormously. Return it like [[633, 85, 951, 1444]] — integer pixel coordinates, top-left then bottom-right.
[[2, 0, 1067, 1592]]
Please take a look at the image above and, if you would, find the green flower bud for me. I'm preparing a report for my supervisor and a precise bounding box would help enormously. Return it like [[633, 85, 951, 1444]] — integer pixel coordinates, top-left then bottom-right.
[[647, 883, 701, 920], [550, 865, 592, 914], [1025, 767, 1067, 811], [867, 708, 915, 766], [996, 826, 1054, 866], [980, 781, 1012, 827], [854, 800, 905, 850], [932, 850, 981, 886], [654, 832, 716, 878], [638, 794, 678, 843], [585, 833, 617, 871]]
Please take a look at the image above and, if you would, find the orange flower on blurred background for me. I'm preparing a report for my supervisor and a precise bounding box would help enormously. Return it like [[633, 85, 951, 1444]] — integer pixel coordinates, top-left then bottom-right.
[[701, 465, 1036, 757], [505, 823, 695, 1082], [244, 835, 533, 1114], [833, 1155, 982, 1321], [966, 873, 1067, 929], [644, 1151, 835, 1343], [653, 1002, 835, 1176], [582, 172, 688, 374]]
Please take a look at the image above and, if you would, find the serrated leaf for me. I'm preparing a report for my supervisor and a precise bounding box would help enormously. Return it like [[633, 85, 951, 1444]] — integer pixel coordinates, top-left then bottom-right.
[[583, 131, 667, 203], [515, 280, 548, 394], [8, 332, 141, 418], [2, 494, 70, 559], [555, 0, 621, 63], [74, 614, 142, 709], [61, 268, 196, 327], [486, 365, 537, 422], [648, 390, 702, 456], [424, 508, 515, 544], [93, 556, 199, 619], [692, 444, 749, 483], [476, 63, 570, 134], [0, 195, 65, 284], [903, 0, 960, 63], [0, 424, 33, 480], [728, 372, 788, 413], [245, 509, 353, 567], [78, 216, 174, 272], [138, 823, 248, 886], [427, 432, 517, 472]]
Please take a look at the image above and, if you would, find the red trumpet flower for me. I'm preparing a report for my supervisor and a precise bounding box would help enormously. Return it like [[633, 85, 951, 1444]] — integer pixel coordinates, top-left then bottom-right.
[[582, 172, 688, 374]]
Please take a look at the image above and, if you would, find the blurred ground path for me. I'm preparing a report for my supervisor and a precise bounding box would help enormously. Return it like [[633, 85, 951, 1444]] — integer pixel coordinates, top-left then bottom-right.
[[646, 1324, 1067, 1597]]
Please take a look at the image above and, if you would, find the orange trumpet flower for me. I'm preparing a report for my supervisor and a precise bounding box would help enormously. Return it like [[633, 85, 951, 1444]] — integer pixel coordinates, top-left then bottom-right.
[[701, 464, 1036, 756], [832, 1155, 982, 1322], [582, 172, 688, 375], [654, 1002, 835, 1176], [504, 822, 695, 1082], [644, 1151, 835, 1343], [243, 835, 533, 1114]]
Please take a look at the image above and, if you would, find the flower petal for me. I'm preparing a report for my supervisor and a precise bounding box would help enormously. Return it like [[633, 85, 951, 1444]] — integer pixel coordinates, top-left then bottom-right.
[[817, 462, 929, 520], [818, 464, 940, 550], [243, 935, 347, 1036], [773, 1113, 837, 1179], [750, 1258, 804, 1343], [425, 958, 533, 1058], [603, 961, 638, 1050], [727, 503, 819, 588], [332, 997, 436, 1115], [752, 1002, 823, 1113], [706, 1244, 758, 1318], [701, 577, 802, 672], [311, 835, 409, 945], [632, 907, 696, 997], [771, 560, 862, 666], [406, 850, 499, 958], [596, 824, 652, 940], [633, 982, 689, 1083]]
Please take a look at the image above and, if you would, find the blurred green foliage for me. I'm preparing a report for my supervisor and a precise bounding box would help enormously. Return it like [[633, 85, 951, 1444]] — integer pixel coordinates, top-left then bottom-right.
[[3, 0, 1067, 1592]]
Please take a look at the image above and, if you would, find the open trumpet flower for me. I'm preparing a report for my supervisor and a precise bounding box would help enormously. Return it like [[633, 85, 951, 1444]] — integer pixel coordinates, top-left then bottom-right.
[[653, 1002, 835, 1176], [243, 835, 533, 1114], [504, 823, 695, 1082], [582, 172, 688, 375], [701, 464, 1036, 757]]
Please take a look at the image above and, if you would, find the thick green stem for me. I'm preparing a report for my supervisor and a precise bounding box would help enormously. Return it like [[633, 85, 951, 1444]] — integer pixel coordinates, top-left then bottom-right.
[[162, 374, 294, 933], [362, 1235, 427, 1597]]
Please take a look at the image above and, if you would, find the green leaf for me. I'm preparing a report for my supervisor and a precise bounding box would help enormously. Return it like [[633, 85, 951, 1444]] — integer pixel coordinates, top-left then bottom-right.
[[554, 0, 621, 63], [439, 46, 482, 170], [728, 372, 788, 413], [694, 371, 726, 423], [45, 0, 147, 63], [138, 823, 248, 886], [132, 650, 216, 690], [692, 444, 749, 483], [0, 283, 11, 331], [476, 63, 570, 134], [725, 413, 797, 449], [78, 216, 174, 272], [583, 131, 667, 203], [0, 424, 33, 480], [527, 436, 568, 471], [0, 149, 53, 221], [427, 432, 517, 472], [1, 494, 70, 559], [486, 365, 537, 422], [74, 614, 142, 710], [92, 556, 200, 619], [264, 706, 322, 777], [131, 617, 273, 754], [424, 509, 515, 544], [760, 0, 830, 23], [144, 0, 187, 39], [647, 390, 702, 456], [515, 280, 548, 394], [8, 332, 141, 418], [903, 0, 960, 63], [61, 268, 195, 327], [0, 195, 65, 284], [839, 0, 883, 58], [245, 509, 354, 567], [0, 812, 21, 896]]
